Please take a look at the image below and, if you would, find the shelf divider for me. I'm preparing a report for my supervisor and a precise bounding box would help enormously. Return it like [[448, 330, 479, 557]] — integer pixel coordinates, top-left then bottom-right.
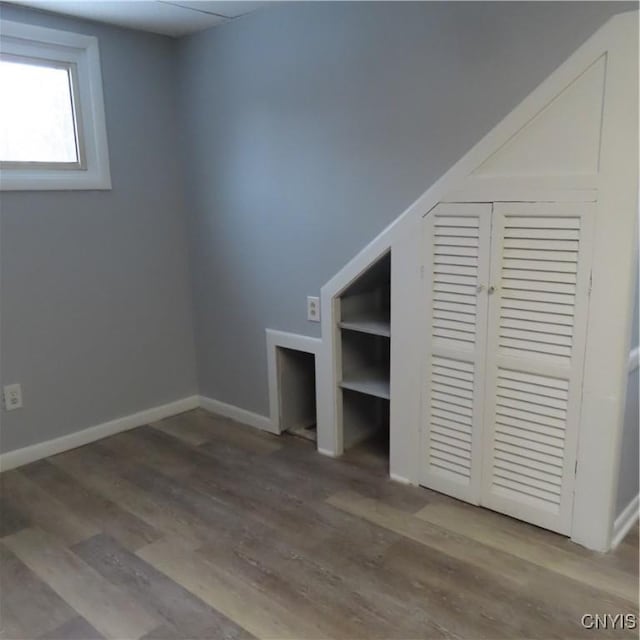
[[340, 366, 390, 400], [339, 310, 390, 337]]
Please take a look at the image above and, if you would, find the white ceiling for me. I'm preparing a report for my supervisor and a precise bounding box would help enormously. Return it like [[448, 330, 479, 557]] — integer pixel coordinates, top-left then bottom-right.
[[6, 1, 274, 37]]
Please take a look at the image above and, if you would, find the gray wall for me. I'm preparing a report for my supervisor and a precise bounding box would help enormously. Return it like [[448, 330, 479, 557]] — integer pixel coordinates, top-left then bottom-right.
[[617, 367, 639, 516], [0, 4, 197, 452], [631, 277, 639, 349], [178, 1, 635, 416], [616, 270, 639, 517]]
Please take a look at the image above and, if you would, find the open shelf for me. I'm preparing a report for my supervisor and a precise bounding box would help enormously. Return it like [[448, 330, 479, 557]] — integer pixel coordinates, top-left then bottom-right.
[[337, 252, 391, 453], [339, 309, 390, 337], [340, 366, 390, 399], [341, 388, 389, 450]]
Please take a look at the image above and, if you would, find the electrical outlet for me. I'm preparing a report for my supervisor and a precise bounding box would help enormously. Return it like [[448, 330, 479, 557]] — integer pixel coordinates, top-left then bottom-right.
[[307, 296, 320, 322], [3, 384, 23, 411]]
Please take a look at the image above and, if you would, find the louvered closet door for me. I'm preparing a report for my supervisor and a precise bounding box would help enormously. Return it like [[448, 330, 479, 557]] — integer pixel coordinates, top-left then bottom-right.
[[421, 203, 492, 503], [481, 202, 594, 534]]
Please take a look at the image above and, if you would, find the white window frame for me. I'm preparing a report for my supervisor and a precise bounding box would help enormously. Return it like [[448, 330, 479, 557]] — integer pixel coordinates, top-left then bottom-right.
[[0, 21, 111, 190]]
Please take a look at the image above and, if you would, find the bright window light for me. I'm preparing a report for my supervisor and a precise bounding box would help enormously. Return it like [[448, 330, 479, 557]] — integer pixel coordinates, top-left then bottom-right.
[[0, 20, 111, 190], [0, 58, 79, 164]]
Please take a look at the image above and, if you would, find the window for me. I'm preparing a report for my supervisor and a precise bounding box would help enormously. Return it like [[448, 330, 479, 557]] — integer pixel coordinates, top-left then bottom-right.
[[1, 58, 81, 165], [0, 21, 111, 190]]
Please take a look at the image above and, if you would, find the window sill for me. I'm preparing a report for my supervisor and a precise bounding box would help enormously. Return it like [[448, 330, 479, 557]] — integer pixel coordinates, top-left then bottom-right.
[[1, 167, 112, 191]]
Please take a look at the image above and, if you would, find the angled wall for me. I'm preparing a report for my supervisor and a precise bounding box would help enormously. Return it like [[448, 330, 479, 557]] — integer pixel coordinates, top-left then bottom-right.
[[177, 1, 636, 418], [316, 8, 637, 550]]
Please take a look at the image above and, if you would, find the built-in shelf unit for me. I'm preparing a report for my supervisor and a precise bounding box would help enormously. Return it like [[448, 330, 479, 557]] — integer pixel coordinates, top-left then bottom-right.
[[337, 252, 390, 450]]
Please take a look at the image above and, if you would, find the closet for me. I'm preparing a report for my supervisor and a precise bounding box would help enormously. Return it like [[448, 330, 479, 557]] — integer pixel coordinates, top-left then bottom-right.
[[421, 201, 594, 534]]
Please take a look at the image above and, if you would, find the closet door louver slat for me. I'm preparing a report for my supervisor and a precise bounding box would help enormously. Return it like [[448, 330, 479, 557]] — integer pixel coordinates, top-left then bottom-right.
[[481, 203, 594, 534], [421, 203, 492, 503]]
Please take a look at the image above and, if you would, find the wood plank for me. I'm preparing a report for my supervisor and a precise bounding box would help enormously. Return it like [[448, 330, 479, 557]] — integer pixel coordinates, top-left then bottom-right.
[[198, 517, 456, 640], [100, 420, 278, 484], [177, 460, 421, 638], [96, 430, 194, 478], [140, 624, 186, 639], [380, 539, 564, 639], [115, 426, 425, 544], [0, 497, 30, 538], [327, 490, 638, 606], [0, 470, 98, 545], [2, 528, 159, 639], [73, 533, 253, 640], [101, 445, 256, 540], [149, 411, 219, 446], [141, 416, 400, 512], [415, 501, 639, 603], [131, 423, 284, 484], [197, 537, 424, 640], [272, 434, 430, 513], [49, 446, 211, 548], [138, 538, 329, 640], [264, 435, 430, 513], [608, 524, 640, 573], [0, 545, 76, 640], [37, 616, 104, 640], [107, 423, 334, 506], [150, 408, 281, 451], [93, 437, 325, 557], [381, 539, 629, 640], [89, 431, 302, 540], [64, 440, 216, 533], [1, 410, 635, 640], [178, 409, 282, 455], [20, 460, 161, 551], [165, 453, 457, 639]]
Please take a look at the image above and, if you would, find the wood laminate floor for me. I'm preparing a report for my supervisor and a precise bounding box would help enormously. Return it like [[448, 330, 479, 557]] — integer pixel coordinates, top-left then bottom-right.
[[0, 409, 637, 640]]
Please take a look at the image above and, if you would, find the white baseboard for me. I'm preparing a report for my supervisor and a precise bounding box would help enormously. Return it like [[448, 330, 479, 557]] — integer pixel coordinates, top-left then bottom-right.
[[390, 472, 412, 485], [199, 395, 275, 434], [317, 447, 338, 458], [612, 494, 640, 548], [0, 395, 200, 472]]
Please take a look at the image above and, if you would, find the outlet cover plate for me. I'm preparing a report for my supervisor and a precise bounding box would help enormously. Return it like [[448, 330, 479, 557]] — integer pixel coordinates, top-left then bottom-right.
[[3, 384, 23, 411], [307, 296, 320, 322]]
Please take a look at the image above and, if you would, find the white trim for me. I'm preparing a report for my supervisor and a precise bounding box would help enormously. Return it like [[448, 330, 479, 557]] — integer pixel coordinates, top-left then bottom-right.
[[317, 447, 337, 458], [265, 329, 322, 436], [571, 11, 638, 552], [0, 395, 199, 471], [628, 347, 640, 373], [611, 495, 640, 548], [442, 187, 598, 204], [0, 20, 111, 191], [389, 473, 412, 485], [198, 395, 273, 434], [458, 175, 599, 194]]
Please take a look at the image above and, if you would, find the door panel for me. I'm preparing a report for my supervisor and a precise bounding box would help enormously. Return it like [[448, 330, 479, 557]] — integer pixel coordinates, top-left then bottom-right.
[[481, 202, 594, 534], [421, 203, 492, 503]]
